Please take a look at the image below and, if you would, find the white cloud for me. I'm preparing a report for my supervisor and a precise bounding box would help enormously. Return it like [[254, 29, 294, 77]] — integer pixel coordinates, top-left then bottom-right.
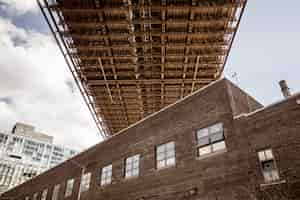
[[0, 17, 102, 151], [0, 0, 39, 16]]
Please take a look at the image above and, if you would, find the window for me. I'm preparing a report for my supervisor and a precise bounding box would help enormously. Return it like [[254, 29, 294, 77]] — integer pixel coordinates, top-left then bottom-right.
[[101, 164, 112, 186], [65, 178, 74, 197], [33, 193, 38, 200], [258, 149, 280, 183], [41, 189, 48, 200], [196, 123, 226, 157], [80, 173, 91, 192], [156, 141, 175, 169], [125, 154, 140, 178], [52, 184, 60, 200]]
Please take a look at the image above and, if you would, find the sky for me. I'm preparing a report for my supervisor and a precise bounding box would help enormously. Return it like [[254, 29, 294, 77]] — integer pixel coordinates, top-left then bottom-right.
[[0, 1, 299, 151]]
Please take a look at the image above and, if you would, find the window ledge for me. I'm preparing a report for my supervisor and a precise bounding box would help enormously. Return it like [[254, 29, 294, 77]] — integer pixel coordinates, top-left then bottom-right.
[[196, 149, 227, 161], [260, 180, 286, 187], [123, 175, 139, 181], [155, 164, 176, 172]]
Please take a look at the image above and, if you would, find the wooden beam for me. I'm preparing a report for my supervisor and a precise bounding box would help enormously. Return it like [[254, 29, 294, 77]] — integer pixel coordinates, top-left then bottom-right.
[[74, 53, 226, 60], [64, 31, 233, 40], [73, 42, 228, 51], [88, 78, 213, 86], [51, 3, 244, 13], [66, 18, 236, 27], [191, 56, 201, 93], [98, 58, 113, 103]]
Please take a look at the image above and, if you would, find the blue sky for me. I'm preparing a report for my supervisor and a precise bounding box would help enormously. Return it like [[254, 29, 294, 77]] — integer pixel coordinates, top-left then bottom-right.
[[224, 1, 300, 104], [0, 1, 299, 150]]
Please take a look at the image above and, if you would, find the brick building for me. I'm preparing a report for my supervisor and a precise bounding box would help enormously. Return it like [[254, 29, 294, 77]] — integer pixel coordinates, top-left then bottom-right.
[[1, 78, 300, 200]]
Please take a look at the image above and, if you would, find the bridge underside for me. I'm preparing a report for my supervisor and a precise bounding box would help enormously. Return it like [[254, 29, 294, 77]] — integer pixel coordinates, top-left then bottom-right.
[[39, 0, 246, 137]]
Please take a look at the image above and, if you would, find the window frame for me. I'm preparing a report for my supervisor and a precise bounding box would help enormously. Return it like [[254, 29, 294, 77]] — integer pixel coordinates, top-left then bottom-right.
[[100, 164, 112, 186], [155, 141, 176, 170], [65, 178, 74, 197], [196, 122, 226, 157], [257, 148, 280, 183], [124, 154, 140, 179], [80, 172, 91, 193]]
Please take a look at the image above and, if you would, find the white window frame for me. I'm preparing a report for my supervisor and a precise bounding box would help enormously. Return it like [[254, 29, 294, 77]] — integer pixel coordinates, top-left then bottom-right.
[[125, 154, 140, 178], [156, 141, 176, 170], [196, 123, 226, 157], [52, 184, 60, 200], [100, 164, 112, 186], [65, 178, 74, 197], [41, 189, 48, 200], [80, 172, 91, 193], [257, 149, 280, 183]]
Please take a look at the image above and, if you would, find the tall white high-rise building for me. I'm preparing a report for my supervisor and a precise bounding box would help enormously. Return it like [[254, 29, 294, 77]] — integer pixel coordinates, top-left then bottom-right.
[[0, 123, 77, 193]]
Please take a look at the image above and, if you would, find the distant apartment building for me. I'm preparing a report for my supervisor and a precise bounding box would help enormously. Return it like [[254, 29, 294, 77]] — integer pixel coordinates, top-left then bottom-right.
[[0, 123, 77, 193]]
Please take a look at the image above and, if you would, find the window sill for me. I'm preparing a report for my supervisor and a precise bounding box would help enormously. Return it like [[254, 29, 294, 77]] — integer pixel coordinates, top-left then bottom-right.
[[123, 175, 139, 181], [260, 179, 286, 187], [196, 148, 227, 161], [155, 164, 176, 172], [99, 183, 112, 189]]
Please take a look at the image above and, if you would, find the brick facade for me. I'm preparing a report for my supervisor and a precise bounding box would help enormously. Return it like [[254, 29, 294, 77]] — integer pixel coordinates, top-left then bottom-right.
[[2, 78, 300, 200]]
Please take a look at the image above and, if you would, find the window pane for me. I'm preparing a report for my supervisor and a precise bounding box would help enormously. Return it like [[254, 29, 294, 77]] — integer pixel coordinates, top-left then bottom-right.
[[209, 123, 223, 133], [258, 151, 266, 161], [80, 173, 91, 192], [157, 152, 165, 161], [262, 160, 275, 172], [263, 171, 272, 182], [157, 145, 165, 154], [126, 159, 131, 165], [166, 142, 174, 150], [126, 164, 132, 171], [210, 132, 224, 143], [156, 142, 175, 169], [133, 161, 139, 168], [41, 189, 47, 200], [125, 154, 140, 178], [101, 165, 112, 186], [166, 157, 175, 166], [271, 170, 279, 181], [33, 193, 38, 200], [157, 160, 165, 169], [65, 179, 74, 197], [132, 168, 139, 176], [197, 128, 209, 138], [107, 170, 112, 176], [198, 137, 209, 146], [107, 176, 111, 183], [212, 141, 226, 152], [133, 155, 139, 161], [52, 184, 60, 200], [265, 149, 274, 160], [125, 171, 132, 178], [166, 150, 175, 158], [199, 146, 211, 156]]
